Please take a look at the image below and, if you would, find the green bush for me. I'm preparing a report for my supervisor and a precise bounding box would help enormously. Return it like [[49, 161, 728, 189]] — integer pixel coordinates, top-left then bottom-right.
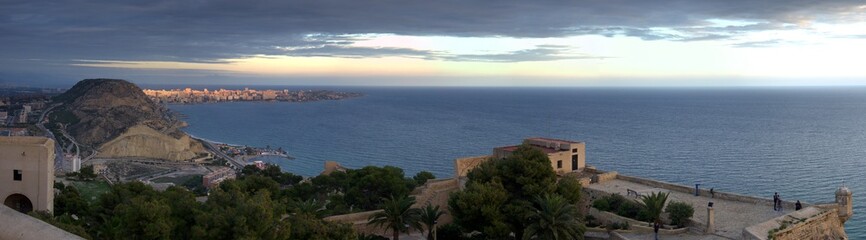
[[605, 194, 628, 210], [616, 200, 643, 219], [665, 201, 695, 227], [437, 223, 466, 240], [594, 194, 647, 219], [637, 208, 652, 222], [585, 215, 600, 228], [592, 198, 611, 211]]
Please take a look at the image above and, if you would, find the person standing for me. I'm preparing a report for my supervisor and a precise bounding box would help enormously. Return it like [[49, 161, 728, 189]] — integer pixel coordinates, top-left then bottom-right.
[[773, 192, 780, 211], [654, 221, 660, 240], [710, 188, 715, 198]]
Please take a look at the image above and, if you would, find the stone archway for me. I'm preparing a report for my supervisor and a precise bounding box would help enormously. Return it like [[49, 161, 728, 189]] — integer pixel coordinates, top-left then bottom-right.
[[4, 194, 33, 213]]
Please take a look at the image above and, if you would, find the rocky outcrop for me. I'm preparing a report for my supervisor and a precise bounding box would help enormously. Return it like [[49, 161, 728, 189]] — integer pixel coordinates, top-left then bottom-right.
[[97, 125, 204, 161], [52, 79, 205, 161]]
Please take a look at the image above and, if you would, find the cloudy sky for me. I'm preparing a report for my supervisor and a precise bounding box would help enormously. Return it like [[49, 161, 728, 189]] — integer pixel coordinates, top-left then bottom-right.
[[2, 0, 866, 87]]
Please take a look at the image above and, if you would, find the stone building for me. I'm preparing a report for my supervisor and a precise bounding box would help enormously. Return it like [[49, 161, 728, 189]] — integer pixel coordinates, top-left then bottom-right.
[[0, 136, 55, 213], [493, 137, 586, 174], [203, 167, 236, 189]]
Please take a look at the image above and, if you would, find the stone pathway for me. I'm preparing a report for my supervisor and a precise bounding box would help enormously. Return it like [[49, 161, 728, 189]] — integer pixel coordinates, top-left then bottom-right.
[[587, 179, 793, 239]]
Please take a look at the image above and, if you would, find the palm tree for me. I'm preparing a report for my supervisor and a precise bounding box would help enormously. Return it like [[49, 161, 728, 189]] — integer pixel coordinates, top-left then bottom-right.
[[368, 195, 423, 240], [289, 198, 325, 219], [420, 204, 446, 240], [522, 194, 584, 240], [640, 191, 670, 224]]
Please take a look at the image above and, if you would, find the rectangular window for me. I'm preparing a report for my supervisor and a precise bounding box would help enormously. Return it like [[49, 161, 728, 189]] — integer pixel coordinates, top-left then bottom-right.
[[572, 149, 578, 153], [557, 160, 562, 169], [13, 170, 22, 181]]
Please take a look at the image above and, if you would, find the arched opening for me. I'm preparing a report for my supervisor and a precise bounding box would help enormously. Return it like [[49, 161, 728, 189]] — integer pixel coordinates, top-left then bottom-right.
[[4, 194, 33, 213]]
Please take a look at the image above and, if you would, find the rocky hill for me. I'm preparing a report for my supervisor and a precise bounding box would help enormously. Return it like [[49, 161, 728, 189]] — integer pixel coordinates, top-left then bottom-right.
[[52, 79, 205, 161]]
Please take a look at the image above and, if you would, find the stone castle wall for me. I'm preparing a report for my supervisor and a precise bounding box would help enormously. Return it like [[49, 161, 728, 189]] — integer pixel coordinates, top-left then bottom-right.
[[743, 205, 847, 240], [772, 208, 847, 240], [453, 155, 491, 178]]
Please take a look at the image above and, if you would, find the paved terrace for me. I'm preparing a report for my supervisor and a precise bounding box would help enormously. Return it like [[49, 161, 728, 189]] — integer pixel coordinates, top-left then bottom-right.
[[586, 178, 794, 239]]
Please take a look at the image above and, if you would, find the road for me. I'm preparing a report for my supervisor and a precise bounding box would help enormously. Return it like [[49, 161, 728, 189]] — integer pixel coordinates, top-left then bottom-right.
[[37, 104, 66, 171], [198, 138, 245, 169]]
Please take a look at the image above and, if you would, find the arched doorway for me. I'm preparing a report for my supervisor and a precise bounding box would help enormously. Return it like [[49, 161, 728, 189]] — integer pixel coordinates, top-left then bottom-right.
[[4, 194, 33, 213]]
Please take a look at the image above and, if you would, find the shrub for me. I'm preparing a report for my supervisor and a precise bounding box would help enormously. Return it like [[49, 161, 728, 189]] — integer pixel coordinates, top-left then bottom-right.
[[605, 194, 628, 210], [665, 201, 695, 227], [585, 215, 600, 228], [592, 198, 611, 211], [616, 200, 643, 219], [437, 223, 466, 240], [637, 208, 652, 222]]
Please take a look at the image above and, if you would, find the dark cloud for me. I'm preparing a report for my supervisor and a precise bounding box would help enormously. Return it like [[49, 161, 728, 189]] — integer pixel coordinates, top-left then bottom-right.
[[0, 0, 863, 66]]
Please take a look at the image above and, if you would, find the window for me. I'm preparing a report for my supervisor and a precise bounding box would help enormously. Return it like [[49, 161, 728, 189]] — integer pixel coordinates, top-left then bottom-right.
[[13, 170, 22, 181], [557, 160, 562, 169], [572, 149, 578, 153]]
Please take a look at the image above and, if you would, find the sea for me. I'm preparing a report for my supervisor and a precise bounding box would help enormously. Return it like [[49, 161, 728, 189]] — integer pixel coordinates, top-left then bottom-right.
[[166, 86, 866, 236]]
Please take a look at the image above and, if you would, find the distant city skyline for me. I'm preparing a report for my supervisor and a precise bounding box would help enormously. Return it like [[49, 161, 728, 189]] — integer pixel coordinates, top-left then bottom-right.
[[1, 1, 865, 87]]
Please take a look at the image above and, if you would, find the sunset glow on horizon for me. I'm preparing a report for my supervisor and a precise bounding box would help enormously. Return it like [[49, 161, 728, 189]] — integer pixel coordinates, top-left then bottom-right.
[[2, 1, 866, 86]]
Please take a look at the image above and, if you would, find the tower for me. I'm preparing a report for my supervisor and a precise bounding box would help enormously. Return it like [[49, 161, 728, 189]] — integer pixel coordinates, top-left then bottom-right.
[[836, 185, 853, 223]]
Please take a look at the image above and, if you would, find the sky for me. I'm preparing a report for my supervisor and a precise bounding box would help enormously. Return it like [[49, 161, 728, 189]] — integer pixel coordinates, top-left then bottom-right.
[[1, 0, 866, 87]]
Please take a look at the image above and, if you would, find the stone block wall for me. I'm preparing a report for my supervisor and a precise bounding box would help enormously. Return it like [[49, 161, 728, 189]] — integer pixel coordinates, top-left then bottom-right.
[[592, 171, 618, 184], [453, 155, 491, 178], [771, 208, 847, 240]]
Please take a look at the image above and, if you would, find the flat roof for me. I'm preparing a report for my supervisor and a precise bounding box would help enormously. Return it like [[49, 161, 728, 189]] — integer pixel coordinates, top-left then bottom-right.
[[526, 137, 583, 144], [497, 145, 561, 154]]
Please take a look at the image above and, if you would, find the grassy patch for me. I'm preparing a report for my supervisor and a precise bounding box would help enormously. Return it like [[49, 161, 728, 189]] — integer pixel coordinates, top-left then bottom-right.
[[69, 180, 111, 202]]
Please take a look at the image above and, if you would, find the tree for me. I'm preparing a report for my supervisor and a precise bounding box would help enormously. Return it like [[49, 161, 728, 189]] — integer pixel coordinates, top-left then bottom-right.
[[413, 171, 436, 186], [448, 180, 511, 239], [665, 201, 694, 227], [555, 176, 582, 205], [54, 184, 89, 217], [420, 204, 446, 240], [640, 191, 670, 224], [368, 195, 423, 240], [451, 145, 569, 238], [192, 183, 290, 240], [522, 194, 585, 240], [242, 164, 303, 186], [289, 198, 326, 219]]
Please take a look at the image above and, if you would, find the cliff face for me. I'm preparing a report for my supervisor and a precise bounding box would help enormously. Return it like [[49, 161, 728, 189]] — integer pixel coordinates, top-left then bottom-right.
[[53, 79, 204, 161]]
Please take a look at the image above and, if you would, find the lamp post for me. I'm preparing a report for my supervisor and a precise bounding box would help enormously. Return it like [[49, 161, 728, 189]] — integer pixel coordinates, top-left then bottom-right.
[[695, 183, 701, 196], [433, 220, 438, 240]]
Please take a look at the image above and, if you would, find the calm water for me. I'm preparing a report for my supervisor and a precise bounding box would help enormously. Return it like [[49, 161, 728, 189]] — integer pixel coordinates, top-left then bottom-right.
[[169, 87, 866, 236]]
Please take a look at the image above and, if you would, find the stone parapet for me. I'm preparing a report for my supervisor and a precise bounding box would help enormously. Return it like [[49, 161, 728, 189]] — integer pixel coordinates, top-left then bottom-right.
[[0, 205, 84, 240]]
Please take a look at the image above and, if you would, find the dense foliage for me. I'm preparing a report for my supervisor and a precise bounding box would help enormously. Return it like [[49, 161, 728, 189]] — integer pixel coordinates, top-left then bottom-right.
[[665, 201, 695, 227], [37, 163, 439, 239], [639, 191, 669, 224], [591, 194, 650, 222], [289, 165, 426, 214], [367, 195, 423, 240], [523, 194, 584, 240], [448, 145, 584, 239]]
